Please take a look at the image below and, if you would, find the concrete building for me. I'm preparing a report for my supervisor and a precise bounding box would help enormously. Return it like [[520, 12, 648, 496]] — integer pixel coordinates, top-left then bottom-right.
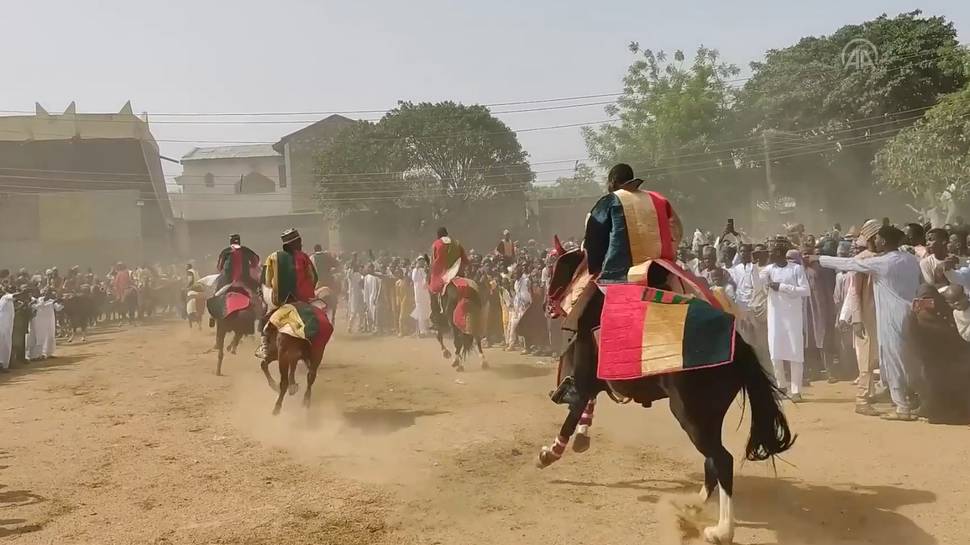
[[273, 114, 355, 213], [0, 102, 174, 271], [172, 144, 288, 221], [170, 144, 329, 260]]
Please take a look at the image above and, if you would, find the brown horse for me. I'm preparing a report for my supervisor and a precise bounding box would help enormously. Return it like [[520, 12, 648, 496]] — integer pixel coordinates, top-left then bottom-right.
[[259, 296, 334, 415]]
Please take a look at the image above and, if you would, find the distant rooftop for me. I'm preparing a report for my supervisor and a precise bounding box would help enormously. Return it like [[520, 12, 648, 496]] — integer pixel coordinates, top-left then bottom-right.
[[181, 144, 279, 162]]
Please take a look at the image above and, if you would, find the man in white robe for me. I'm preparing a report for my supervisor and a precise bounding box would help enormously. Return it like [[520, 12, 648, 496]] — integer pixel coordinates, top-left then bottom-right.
[[507, 268, 531, 350], [363, 266, 381, 334], [27, 294, 61, 360], [0, 292, 14, 371], [345, 266, 364, 334], [817, 225, 921, 420], [759, 243, 810, 401], [410, 258, 432, 337]]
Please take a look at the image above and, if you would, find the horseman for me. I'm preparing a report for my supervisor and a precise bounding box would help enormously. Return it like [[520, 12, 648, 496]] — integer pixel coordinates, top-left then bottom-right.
[[255, 228, 318, 360], [215, 234, 260, 297], [555, 163, 716, 405], [429, 227, 469, 296]]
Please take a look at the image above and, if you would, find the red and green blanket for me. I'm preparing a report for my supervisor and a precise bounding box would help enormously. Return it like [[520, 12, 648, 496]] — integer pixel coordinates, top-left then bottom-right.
[[206, 290, 253, 322], [268, 302, 334, 351], [597, 284, 735, 381]]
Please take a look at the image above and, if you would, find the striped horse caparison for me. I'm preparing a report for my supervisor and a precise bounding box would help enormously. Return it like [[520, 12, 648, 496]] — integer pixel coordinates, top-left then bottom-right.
[[539, 244, 796, 545]]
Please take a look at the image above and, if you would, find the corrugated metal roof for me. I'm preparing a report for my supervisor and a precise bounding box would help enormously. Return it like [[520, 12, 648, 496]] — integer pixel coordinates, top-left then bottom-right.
[[181, 144, 279, 161]]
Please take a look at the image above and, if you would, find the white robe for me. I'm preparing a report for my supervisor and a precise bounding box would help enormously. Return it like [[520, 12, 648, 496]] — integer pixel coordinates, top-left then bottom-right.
[[27, 297, 60, 360], [820, 251, 922, 410], [410, 268, 432, 324], [759, 263, 810, 362], [346, 271, 364, 316], [0, 294, 13, 369], [363, 274, 381, 324]]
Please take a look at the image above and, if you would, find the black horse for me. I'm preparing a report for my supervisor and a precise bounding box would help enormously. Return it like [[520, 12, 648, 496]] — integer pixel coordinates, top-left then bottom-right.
[[429, 279, 487, 372], [540, 247, 795, 545]]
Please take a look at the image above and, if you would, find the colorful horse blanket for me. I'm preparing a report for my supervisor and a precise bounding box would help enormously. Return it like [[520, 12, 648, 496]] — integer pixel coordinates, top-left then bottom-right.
[[597, 284, 735, 381], [207, 290, 253, 320], [451, 278, 485, 338], [268, 302, 334, 351]]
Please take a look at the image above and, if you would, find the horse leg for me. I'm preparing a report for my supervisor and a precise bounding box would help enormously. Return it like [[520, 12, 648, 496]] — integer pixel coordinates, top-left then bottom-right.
[[215, 323, 226, 376], [667, 381, 735, 544], [451, 331, 465, 372], [287, 356, 299, 395], [477, 337, 488, 369], [228, 330, 242, 354], [436, 329, 451, 359], [303, 357, 318, 408], [273, 358, 289, 415], [573, 397, 596, 453], [537, 395, 587, 468]]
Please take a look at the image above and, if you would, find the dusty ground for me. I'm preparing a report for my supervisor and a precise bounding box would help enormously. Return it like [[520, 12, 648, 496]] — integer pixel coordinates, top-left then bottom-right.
[[1, 320, 968, 545]]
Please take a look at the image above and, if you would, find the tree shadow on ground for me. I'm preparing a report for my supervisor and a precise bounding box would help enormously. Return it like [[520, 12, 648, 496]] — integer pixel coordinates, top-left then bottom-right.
[[550, 475, 936, 545], [0, 353, 93, 387]]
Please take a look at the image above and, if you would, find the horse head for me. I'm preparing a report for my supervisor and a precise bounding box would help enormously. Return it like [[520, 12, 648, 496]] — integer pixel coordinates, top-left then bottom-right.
[[545, 235, 587, 319]]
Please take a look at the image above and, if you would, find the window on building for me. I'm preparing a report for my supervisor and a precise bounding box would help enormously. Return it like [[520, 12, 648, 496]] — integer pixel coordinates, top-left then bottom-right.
[[239, 172, 276, 194], [204, 172, 215, 188], [278, 164, 287, 188]]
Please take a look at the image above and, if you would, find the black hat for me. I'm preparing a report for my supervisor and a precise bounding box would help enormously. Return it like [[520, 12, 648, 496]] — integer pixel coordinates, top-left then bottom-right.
[[229, 233, 241, 243]]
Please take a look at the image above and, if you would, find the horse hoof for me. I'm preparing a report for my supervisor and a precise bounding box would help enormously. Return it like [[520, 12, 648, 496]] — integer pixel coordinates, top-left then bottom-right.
[[288, 384, 299, 396], [572, 433, 591, 453], [536, 447, 560, 469], [272, 406, 281, 416], [442, 350, 452, 359], [703, 526, 733, 545], [455, 365, 464, 372], [481, 360, 489, 369]]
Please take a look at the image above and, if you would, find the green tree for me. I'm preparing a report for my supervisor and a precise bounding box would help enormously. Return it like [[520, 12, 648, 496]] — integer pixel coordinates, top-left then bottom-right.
[[874, 84, 970, 225], [737, 11, 967, 134], [582, 45, 743, 223], [381, 102, 534, 213], [314, 120, 411, 219]]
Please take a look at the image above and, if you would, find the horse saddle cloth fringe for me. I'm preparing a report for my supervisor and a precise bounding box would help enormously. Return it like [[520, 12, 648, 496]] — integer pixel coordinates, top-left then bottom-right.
[[269, 302, 334, 350], [597, 284, 736, 381]]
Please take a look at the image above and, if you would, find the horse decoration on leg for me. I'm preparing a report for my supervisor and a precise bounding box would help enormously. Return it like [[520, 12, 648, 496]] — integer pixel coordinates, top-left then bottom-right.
[[539, 188, 795, 545], [260, 287, 335, 415], [429, 275, 488, 372]]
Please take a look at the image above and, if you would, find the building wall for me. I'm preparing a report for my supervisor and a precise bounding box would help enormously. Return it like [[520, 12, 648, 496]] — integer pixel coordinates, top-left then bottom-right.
[[0, 190, 158, 271], [172, 155, 289, 221], [281, 116, 355, 213]]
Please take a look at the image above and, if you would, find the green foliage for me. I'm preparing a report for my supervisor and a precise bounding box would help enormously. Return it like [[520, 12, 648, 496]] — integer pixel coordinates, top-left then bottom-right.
[[582, 46, 743, 220], [530, 164, 603, 199], [737, 11, 967, 133], [315, 102, 534, 219], [314, 121, 410, 219], [874, 85, 970, 215]]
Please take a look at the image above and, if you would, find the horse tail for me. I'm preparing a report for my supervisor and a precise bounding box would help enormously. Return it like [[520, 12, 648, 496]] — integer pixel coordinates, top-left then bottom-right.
[[736, 337, 796, 462]]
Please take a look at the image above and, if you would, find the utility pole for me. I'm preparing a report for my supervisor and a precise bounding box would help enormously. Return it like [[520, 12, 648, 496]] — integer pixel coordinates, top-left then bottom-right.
[[762, 130, 775, 205], [762, 130, 776, 230]]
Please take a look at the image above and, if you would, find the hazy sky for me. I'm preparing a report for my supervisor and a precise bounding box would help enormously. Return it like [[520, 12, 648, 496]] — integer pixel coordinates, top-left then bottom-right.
[[2, 0, 968, 185]]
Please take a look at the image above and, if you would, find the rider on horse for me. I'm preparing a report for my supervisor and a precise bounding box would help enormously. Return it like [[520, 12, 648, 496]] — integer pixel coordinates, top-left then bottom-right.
[[554, 163, 714, 405], [429, 227, 469, 297], [215, 234, 261, 297], [255, 228, 318, 361]]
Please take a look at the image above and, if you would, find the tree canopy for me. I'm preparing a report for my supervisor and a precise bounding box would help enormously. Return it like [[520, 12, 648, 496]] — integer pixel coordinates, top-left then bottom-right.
[[315, 102, 534, 221], [874, 84, 970, 225]]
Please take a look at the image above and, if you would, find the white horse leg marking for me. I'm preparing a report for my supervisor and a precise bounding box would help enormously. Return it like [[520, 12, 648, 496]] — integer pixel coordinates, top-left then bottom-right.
[[703, 486, 734, 544]]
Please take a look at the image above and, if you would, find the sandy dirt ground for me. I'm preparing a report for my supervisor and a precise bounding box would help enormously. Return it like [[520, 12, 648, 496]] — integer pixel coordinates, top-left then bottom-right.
[[1, 320, 968, 545]]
